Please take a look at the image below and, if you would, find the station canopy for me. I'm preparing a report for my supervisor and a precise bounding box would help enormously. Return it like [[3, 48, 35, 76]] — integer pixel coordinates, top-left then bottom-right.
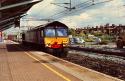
[[0, 0, 42, 31]]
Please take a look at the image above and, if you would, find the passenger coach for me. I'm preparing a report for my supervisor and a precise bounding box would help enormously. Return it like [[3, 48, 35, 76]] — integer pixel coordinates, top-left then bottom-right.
[[22, 21, 69, 57]]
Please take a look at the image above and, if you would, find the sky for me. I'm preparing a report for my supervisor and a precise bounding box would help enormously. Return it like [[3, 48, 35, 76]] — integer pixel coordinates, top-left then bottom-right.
[[21, 0, 125, 28], [4, 0, 125, 34]]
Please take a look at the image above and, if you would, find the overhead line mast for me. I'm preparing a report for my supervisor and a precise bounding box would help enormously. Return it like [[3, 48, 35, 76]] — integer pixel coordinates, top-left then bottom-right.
[[51, 0, 75, 11]]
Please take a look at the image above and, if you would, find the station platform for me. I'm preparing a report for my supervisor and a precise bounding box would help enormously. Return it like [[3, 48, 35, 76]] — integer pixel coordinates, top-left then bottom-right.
[[0, 40, 123, 81]]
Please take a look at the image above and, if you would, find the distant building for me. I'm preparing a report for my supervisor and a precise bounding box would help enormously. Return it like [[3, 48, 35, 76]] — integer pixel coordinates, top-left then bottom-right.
[[74, 24, 125, 36]]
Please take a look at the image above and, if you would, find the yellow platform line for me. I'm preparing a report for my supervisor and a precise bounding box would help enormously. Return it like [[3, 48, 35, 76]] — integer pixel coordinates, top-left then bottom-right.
[[25, 52, 71, 81]]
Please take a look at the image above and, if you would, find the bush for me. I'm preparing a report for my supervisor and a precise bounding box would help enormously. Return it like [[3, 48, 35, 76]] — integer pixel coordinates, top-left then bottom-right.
[[85, 38, 94, 42], [99, 40, 108, 45], [93, 32, 103, 36], [100, 35, 115, 43]]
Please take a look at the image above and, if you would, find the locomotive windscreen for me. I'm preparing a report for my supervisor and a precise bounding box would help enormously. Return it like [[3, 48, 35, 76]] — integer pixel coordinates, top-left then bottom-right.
[[56, 28, 67, 36], [45, 29, 56, 37], [44, 27, 68, 37]]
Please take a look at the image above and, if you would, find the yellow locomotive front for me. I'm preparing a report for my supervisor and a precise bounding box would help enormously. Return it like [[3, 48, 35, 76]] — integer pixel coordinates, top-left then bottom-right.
[[44, 26, 69, 57]]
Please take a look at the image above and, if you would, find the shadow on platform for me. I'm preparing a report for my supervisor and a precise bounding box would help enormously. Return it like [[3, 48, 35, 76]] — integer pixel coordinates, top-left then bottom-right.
[[6, 44, 41, 52]]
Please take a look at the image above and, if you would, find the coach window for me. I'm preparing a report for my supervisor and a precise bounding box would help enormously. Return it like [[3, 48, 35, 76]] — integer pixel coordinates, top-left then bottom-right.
[[45, 29, 55, 37]]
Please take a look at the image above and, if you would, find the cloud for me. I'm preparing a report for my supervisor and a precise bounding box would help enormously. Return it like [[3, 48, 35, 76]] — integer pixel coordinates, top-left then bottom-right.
[[78, 13, 92, 20], [61, 0, 125, 27], [23, 0, 125, 28], [90, 0, 125, 17], [60, 12, 92, 27], [27, 0, 60, 18]]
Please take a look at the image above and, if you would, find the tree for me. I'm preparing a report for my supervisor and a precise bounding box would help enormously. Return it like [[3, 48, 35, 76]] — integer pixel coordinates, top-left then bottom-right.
[[69, 28, 76, 36]]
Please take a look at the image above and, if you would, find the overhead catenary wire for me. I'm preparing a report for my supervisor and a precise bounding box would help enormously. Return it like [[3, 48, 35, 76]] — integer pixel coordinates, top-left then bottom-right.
[[21, 0, 97, 21], [47, 0, 113, 20], [21, 0, 114, 23], [48, 0, 92, 20], [49, 0, 91, 18], [65, 0, 114, 16]]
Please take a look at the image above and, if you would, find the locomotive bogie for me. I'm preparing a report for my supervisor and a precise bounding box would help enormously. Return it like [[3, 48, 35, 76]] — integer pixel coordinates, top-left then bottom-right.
[[46, 47, 68, 57]]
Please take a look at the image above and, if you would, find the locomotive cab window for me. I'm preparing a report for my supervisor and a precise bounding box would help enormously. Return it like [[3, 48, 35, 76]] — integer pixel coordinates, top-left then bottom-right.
[[56, 28, 68, 36], [45, 28, 55, 37]]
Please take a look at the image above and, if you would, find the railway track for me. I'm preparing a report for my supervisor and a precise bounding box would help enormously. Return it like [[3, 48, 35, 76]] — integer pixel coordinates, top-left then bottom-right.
[[63, 50, 125, 80], [69, 46, 125, 57]]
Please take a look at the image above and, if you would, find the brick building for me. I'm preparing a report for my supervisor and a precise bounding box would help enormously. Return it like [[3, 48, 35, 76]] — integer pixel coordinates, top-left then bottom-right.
[[75, 24, 125, 36]]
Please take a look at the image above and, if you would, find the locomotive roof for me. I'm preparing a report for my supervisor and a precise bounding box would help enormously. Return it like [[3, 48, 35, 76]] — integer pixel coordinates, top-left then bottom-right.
[[29, 21, 68, 31]]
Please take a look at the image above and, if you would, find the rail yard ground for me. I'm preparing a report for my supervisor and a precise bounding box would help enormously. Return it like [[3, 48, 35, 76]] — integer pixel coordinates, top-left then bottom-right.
[[68, 42, 125, 80], [0, 40, 123, 81], [67, 50, 125, 80]]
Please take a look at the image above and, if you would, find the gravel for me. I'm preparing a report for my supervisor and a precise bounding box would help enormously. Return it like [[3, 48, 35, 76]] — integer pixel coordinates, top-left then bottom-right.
[[63, 50, 125, 80]]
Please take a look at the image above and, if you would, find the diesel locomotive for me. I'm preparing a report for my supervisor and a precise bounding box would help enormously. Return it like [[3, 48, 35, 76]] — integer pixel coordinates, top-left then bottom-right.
[[22, 21, 69, 57]]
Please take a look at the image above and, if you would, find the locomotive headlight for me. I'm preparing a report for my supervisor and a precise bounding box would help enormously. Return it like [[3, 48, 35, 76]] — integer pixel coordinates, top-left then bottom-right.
[[63, 43, 68, 47], [62, 40, 68, 46], [46, 44, 49, 46], [46, 43, 51, 47]]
